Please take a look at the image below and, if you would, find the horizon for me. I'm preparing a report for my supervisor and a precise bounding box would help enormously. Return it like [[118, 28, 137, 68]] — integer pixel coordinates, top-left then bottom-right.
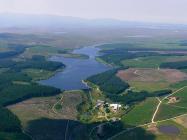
[[1, 13, 187, 27]]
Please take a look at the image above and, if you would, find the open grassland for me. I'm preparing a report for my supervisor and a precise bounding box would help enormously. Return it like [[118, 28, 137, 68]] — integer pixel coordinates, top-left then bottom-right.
[[155, 104, 187, 121], [122, 56, 187, 68], [128, 81, 170, 92], [23, 68, 56, 81], [171, 87, 187, 107], [20, 45, 68, 58], [117, 68, 187, 92], [181, 69, 187, 73], [170, 80, 187, 89], [122, 98, 158, 126]]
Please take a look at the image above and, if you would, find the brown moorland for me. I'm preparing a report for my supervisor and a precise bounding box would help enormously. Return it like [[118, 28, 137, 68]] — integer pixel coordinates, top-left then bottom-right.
[[117, 68, 187, 83]]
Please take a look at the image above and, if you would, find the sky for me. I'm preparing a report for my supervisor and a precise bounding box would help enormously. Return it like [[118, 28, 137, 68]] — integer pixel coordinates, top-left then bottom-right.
[[0, 0, 187, 24]]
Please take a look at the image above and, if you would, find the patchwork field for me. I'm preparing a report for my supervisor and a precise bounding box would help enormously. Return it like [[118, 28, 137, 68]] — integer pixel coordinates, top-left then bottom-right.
[[117, 68, 187, 92]]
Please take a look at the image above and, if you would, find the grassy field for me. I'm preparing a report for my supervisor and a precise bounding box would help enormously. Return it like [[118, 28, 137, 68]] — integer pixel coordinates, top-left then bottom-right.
[[122, 56, 166, 68], [21, 45, 70, 58], [23, 68, 56, 81], [122, 56, 187, 68], [129, 81, 170, 92], [172, 87, 187, 107], [170, 80, 187, 89], [155, 104, 187, 121], [122, 98, 158, 126]]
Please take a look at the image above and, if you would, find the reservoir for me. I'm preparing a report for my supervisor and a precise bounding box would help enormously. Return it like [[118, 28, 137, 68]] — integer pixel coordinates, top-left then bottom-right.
[[39, 45, 110, 90]]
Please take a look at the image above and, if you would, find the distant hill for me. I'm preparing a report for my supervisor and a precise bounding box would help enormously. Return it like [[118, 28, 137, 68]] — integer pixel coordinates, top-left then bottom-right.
[[0, 13, 187, 30]]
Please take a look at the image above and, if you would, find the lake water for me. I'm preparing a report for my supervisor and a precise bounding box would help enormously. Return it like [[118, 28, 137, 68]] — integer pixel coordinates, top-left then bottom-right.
[[158, 125, 180, 135], [39, 46, 110, 90]]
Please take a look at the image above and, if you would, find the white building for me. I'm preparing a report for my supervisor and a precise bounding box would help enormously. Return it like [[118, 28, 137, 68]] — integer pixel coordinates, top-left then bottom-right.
[[109, 104, 122, 111]]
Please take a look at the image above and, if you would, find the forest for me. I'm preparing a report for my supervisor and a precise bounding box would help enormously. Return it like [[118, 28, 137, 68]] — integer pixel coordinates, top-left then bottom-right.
[[87, 69, 129, 94]]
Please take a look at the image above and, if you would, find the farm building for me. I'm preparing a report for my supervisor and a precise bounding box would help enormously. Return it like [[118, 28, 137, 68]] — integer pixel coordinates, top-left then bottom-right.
[[110, 104, 122, 111]]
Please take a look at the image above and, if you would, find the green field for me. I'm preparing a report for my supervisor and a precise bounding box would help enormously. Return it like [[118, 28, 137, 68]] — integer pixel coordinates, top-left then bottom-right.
[[122, 98, 158, 126], [172, 87, 187, 107], [129, 81, 170, 92], [155, 104, 187, 121], [21, 45, 70, 58], [122, 56, 187, 68], [23, 68, 56, 81], [170, 80, 187, 89]]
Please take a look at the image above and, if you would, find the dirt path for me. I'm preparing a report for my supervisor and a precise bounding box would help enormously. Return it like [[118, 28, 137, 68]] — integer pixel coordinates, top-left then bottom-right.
[[151, 86, 187, 123], [64, 120, 69, 140], [52, 95, 63, 114], [151, 97, 161, 123], [51, 94, 69, 140]]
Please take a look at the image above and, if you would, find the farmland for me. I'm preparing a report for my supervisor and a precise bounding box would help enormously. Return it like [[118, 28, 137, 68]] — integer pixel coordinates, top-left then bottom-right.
[[122, 98, 158, 126], [122, 55, 187, 68]]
